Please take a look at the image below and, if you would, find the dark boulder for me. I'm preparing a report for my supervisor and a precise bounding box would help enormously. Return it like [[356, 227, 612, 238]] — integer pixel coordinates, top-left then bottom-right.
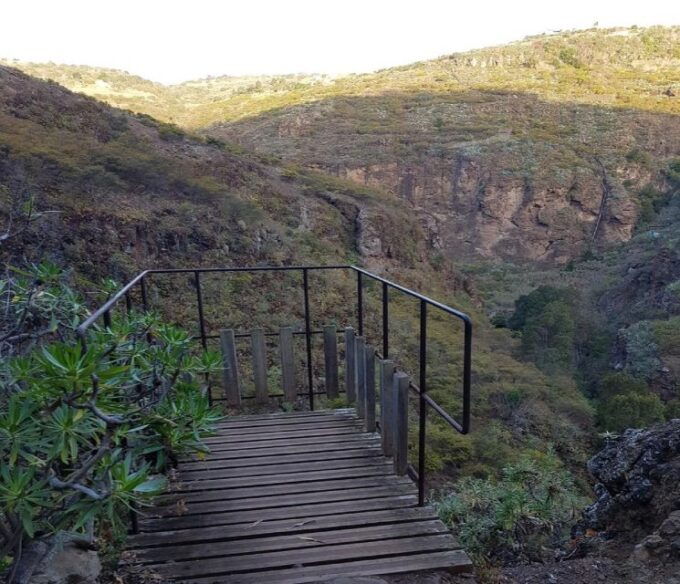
[[577, 420, 680, 539]]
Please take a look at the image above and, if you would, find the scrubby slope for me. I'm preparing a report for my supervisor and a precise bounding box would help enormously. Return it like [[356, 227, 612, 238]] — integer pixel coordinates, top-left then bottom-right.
[[0, 64, 595, 483], [7, 27, 679, 264]]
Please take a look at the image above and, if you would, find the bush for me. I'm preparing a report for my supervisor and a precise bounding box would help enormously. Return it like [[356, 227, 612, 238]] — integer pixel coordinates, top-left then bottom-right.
[[621, 321, 661, 379], [0, 264, 222, 576], [597, 391, 665, 432], [436, 450, 584, 563]]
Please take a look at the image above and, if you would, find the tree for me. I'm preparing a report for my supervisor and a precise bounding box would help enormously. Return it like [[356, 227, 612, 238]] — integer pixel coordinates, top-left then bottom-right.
[[597, 392, 665, 432]]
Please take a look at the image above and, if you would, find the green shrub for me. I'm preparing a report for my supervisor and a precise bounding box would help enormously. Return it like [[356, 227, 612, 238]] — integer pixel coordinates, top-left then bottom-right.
[[621, 321, 661, 379], [436, 450, 584, 563], [597, 391, 665, 432], [0, 264, 222, 572]]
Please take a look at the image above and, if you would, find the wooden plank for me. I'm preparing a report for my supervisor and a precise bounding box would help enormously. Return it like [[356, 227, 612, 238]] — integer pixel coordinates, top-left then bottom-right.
[[139, 495, 419, 531], [156, 475, 414, 505], [219, 329, 240, 407], [181, 438, 381, 463], [147, 534, 458, 578], [180, 447, 384, 471], [356, 335, 366, 418], [251, 327, 268, 404], [185, 550, 471, 584], [380, 359, 395, 456], [154, 483, 416, 517], [133, 520, 451, 564], [344, 327, 356, 403], [364, 344, 376, 433], [217, 409, 354, 424], [393, 372, 410, 476], [173, 457, 391, 481], [279, 326, 297, 403], [172, 465, 396, 492], [195, 433, 380, 454], [214, 412, 354, 429], [323, 325, 339, 399], [128, 506, 440, 548], [209, 417, 358, 437], [202, 425, 363, 445]]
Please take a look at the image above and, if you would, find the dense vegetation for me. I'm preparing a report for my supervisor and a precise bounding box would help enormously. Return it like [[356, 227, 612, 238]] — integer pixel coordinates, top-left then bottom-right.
[[1, 25, 678, 575], [0, 260, 222, 580]]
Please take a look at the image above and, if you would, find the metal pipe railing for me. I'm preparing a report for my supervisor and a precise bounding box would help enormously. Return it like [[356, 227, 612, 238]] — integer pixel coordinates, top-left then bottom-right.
[[76, 264, 473, 506]]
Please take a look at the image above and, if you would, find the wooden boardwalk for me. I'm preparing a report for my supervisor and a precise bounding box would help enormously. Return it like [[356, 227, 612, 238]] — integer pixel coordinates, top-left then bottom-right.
[[126, 410, 471, 583]]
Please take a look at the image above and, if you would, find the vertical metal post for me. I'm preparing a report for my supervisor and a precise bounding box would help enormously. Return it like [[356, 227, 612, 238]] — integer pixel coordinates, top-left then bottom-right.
[[463, 319, 472, 434], [382, 281, 389, 358], [356, 270, 364, 337], [303, 268, 314, 411], [418, 299, 427, 506], [194, 271, 211, 406]]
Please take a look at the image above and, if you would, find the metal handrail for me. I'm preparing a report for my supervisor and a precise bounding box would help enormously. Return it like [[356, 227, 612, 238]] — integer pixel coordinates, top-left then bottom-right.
[[76, 264, 472, 505]]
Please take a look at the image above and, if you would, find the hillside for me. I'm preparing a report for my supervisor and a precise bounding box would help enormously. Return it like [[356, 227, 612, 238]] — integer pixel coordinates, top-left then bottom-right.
[[0, 63, 594, 488], [2, 26, 680, 578], [7, 26, 678, 265]]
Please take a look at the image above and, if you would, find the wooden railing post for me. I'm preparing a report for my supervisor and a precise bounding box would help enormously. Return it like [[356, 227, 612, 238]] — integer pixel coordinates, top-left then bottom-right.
[[219, 329, 240, 407], [393, 372, 409, 476], [251, 328, 268, 404], [345, 327, 356, 404], [356, 336, 366, 419], [364, 345, 376, 432], [323, 325, 339, 399], [380, 359, 395, 456], [279, 326, 296, 403]]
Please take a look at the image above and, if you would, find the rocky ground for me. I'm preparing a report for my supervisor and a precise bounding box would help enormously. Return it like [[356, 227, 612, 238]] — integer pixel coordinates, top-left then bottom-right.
[[501, 420, 680, 584]]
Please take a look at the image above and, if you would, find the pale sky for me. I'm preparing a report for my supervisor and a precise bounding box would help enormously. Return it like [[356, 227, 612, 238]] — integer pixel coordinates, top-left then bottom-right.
[[1, 0, 678, 84]]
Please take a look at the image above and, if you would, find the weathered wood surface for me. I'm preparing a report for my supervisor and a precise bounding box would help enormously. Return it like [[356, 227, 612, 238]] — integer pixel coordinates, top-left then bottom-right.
[[279, 326, 296, 403], [380, 359, 395, 456], [127, 409, 471, 583], [323, 325, 339, 399], [251, 328, 268, 404], [219, 329, 240, 407], [393, 372, 410, 476]]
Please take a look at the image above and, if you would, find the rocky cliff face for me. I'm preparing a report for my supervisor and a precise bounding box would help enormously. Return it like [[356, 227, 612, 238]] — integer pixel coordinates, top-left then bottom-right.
[[215, 92, 679, 265], [571, 421, 680, 583]]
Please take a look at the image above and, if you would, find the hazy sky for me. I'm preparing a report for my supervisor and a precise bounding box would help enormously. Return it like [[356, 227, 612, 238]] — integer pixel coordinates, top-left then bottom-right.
[[1, 0, 678, 84]]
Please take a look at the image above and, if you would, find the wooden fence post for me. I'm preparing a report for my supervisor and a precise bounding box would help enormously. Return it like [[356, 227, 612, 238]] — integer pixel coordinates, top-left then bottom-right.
[[279, 326, 296, 403], [251, 328, 268, 404], [364, 345, 376, 432], [323, 325, 339, 399], [393, 372, 409, 475], [219, 329, 240, 407], [380, 360, 395, 455], [356, 336, 366, 419], [345, 328, 356, 403]]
